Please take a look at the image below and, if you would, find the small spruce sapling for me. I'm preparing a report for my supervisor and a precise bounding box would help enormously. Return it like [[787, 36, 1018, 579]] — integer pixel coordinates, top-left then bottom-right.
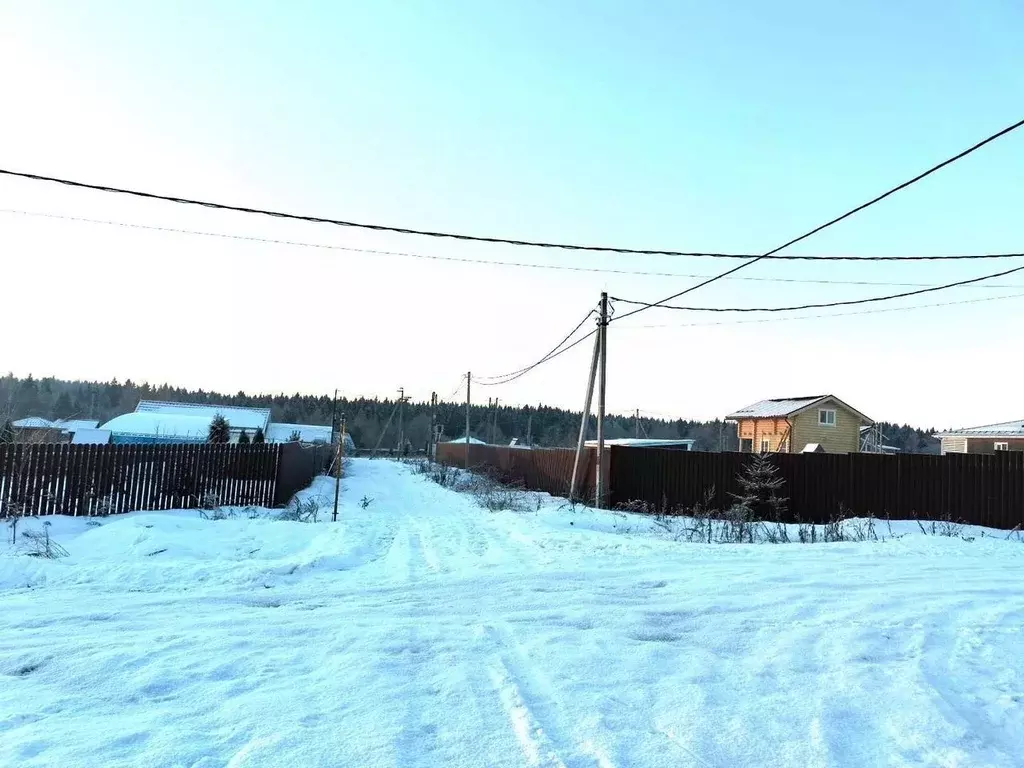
[[208, 414, 231, 444], [252, 427, 266, 444], [238, 429, 251, 445]]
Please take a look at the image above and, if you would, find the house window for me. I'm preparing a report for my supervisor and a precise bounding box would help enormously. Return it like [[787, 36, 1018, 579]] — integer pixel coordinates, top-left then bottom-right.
[[760, 437, 771, 453], [995, 442, 1009, 451], [818, 409, 837, 427], [740, 438, 753, 453]]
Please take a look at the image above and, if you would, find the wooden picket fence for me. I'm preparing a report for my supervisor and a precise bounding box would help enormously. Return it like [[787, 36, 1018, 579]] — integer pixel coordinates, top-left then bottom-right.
[[0, 442, 333, 517]]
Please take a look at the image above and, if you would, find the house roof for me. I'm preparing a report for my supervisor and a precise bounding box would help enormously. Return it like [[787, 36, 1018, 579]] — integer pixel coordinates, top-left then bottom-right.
[[266, 423, 333, 443], [101, 412, 216, 439], [55, 419, 100, 432], [584, 438, 695, 448], [726, 394, 872, 424], [135, 400, 270, 431], [444, 436, 487, 444], [13, 417, 101, 432], [12, 416, 56, 429], [934, 419, 1024, 439]]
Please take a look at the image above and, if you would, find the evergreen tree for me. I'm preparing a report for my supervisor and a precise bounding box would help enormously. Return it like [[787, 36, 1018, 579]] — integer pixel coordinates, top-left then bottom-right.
[[53, 392, 74, 419], [208, 414, 231, 443], [238, 429, 251, 445], [252, 427, 266, 444], [0, 419, 14, 444]]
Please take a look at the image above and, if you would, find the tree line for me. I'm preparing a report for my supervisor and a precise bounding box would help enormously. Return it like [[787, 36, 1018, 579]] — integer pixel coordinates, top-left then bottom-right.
[[0, 373, 940, 453]]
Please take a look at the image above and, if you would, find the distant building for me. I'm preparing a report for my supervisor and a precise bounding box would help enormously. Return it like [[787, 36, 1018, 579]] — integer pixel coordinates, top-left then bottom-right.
[[11, 417, 100, 443], [444, 436, 487, 445], [102, 401, 271, 444], [100, 400, 344, 446], [584, 438, 695, 451], [726, 395, 872, 454], [934, 419, 1024, 454]]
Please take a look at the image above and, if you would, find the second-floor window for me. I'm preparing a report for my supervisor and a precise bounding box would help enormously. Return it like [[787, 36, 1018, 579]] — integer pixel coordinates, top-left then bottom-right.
[[995, 442, 1009, 451], [819, 409, 836, 427], [761, 437, 771, 453]]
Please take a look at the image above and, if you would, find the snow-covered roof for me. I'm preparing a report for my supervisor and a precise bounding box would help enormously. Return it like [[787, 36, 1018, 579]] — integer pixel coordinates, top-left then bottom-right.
[[934, 419, 1024, 439], [727, 395, 872, 424], [266, 423, 333, 443], [55, 419, 100, 432], [13, 417, 101, 432], [584, 438, 695, 448], [12, 416, 55, 429], [444, 436, 487, 445], [135, 401, 270, 431], [71, 428, 111, 445], [101, 412, 215, 439]]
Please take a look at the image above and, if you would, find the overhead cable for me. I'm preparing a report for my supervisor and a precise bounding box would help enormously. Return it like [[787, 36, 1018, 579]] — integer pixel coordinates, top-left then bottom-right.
[[611, 261, 1024, 313], [5, 207, 1023, 289], [611, 116, 1024, 323]]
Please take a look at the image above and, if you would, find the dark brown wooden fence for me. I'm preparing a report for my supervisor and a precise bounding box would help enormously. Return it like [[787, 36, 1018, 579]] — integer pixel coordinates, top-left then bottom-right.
[[273, 442, 335, 507], [435, 442, 605, 501], [434, 443, 1024, 530], [610, 448, 1024, 529], [0, 442, 329, 517]]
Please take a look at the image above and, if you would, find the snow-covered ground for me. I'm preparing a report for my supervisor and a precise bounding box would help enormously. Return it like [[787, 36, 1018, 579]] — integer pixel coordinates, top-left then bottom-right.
[[2, 459, 1023, 767]]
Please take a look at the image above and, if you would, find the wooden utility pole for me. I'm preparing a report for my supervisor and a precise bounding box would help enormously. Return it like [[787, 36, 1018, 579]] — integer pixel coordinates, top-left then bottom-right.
[[331, 388, 339, 446], [397, 387, 405, 454], [570, 327, 601, 501], [465, 372, 471, 470], [332, 411, 345, 523], [429, 391, 437, 459], [596, 292, 608, 508], [635, 408, 640, 439], [491, 397, 499, 444], [526, 411, 533, 447]]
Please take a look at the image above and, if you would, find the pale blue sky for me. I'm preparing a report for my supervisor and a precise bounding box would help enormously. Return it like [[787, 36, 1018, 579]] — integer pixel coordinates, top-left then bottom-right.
[[1, 1, 1022, 427]]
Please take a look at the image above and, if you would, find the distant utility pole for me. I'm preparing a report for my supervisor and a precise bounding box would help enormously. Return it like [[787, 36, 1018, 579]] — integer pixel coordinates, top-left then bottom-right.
[[490, 397, 499, 444], [332, 411, 345, 523], [331, 388, 339, 446], [635, 408, 641, 439], [465, 372, 472, 469], [596, 292, 608, 508], [526, 410, 533, 447], [429, 391, 437, 459], [397, 387, 405, 454]]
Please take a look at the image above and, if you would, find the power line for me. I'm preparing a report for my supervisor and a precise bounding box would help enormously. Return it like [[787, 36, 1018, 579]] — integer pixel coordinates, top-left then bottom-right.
[[611, 261, 1024, 313], [616, 290, 1024, 329], [477, 329, 598, 387], [476, 310, 597, 384], [6, 208, 1023, 290], [2, 161, 1023, 260], [611, 116, 1024, 323]]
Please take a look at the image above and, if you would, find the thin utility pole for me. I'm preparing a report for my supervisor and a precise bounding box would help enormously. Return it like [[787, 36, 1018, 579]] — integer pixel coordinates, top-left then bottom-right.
[[332, 411, 345, 523], [569, 326, 601, 501], [526, 410, 533, 447], [397, 387, 405, 454], [491, 397, 499, 444], [596, 292, 608, 508], [635, 408, 640, 439], [331, 388, 339, 446], [429, 391, 437, 459], [465, 372, 471, 470]]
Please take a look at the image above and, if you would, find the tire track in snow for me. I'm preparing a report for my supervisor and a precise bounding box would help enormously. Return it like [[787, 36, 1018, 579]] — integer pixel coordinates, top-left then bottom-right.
[[481, 623, 614, 768]]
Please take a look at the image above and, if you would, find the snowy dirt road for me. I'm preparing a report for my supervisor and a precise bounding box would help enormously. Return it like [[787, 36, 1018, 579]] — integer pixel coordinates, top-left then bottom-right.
[[2, 458, 1024, 767]]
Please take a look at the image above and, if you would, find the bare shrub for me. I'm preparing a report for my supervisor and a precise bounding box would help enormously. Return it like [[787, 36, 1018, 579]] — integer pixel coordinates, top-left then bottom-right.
[[359, 495, 373, 509], [22, 522, 69, 559], [277, 496, 321, 523], [199, 508, 236, 521]]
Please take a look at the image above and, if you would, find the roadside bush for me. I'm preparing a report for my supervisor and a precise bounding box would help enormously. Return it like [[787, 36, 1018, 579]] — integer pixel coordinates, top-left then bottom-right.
[[277, 496, 322, 523], [22, 522, 69, 559]]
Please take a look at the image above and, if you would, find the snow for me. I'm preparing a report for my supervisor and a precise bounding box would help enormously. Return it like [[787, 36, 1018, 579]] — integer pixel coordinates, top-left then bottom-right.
[[2, 459, 1024, 767], [100, 411, 215, 439]]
